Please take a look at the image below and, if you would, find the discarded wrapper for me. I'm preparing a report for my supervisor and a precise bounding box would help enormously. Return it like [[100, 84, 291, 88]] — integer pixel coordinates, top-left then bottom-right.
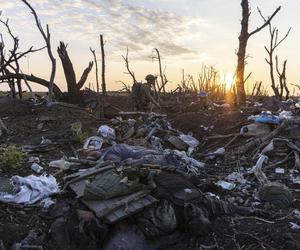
[[98, 125, 116, 140]]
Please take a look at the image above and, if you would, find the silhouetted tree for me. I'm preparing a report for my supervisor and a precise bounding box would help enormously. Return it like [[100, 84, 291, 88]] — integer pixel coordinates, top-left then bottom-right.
[[260, 9, 291, 100], [57, 42, 93, 103], [235, 0, 280, 105], [22, 0, 56, 99], [100, 34, 106, 96]]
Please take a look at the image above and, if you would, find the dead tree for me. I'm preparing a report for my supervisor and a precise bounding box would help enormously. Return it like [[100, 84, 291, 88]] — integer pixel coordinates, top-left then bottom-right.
[[22, 0, 56, 99], [0, 73, 63, 97], [90, 47, 104, 118], [57, 42, 93, 103], [291, 83, 300, 92], [251, 81, 263, 96], [235, 0, 280, 105], [152, 48, 168, 93], [0, 16, 46, 98], [181, 69, 187, 91], [197, 65, 218, 93], [100, 35, 106, 96], [275, 56, 289, 99], [260, 11, 291, 100], [122, 47, 136, 83], [117, 81, 131, 93], [90, 48, 99, 94]]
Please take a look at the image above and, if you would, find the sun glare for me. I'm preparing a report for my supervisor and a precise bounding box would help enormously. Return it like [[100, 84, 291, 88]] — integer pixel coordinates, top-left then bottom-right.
[[225, 72, 234, 89]]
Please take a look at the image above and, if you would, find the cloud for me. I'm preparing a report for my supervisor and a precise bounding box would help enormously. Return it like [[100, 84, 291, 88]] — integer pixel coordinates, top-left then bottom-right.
[[1, 0, 208, 61]]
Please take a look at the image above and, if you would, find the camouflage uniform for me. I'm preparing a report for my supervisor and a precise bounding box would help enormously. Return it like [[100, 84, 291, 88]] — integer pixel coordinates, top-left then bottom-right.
[[132, 74, 158, 112]]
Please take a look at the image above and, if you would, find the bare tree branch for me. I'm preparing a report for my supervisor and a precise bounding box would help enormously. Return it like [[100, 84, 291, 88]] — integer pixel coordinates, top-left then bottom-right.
[[249, 6, 281, 37], [21, 0, 56, 98], [121, 47, 136, 83], [0, 73, 62, 97]]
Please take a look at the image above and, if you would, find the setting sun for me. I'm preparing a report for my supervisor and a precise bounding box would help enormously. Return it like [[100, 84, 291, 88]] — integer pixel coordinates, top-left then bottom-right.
[[225, 72, 235, 89]]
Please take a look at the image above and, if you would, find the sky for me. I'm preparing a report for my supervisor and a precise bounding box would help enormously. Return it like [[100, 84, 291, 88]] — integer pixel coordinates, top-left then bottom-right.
[[0, 0, 300, 94]]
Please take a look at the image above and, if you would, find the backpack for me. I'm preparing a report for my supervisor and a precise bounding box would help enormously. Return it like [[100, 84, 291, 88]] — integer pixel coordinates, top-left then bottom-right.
[[131, 82, 142, 100]]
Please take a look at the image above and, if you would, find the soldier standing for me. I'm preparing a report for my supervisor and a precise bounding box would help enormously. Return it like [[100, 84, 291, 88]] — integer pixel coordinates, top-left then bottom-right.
[[132, 74, 160, 112]]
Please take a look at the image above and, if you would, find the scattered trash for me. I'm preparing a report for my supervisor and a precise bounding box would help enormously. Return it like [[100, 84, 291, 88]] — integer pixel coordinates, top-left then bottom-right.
[[261, 140, 274, 154], [49, 158, 72, 170], [289, 222, 300, 230], [98, 125, 116, 141], [213, 103, 230, 108], [240, 123, 271, 137], [150, 136, 163, 151], [291, 177, 300, 185], [212, 147, 225, 155], [83, 136, 103, 150], [206, 147, 225, 159], [254, 111, 281, 125], [178, 134, 199, 155], [28, 156, 40, 163], [0, 174, 59, 204], [279, 110, 293, 120], [254, 102, 263, 107], [168, 135, 188, 151], [31, 162, 43, 174], [40, 197, 56, 209], [293, 210, 300, 219], [41, 137, 52, 145], [216, 181, 236, 190], [275, 168, 285, 174], [171, 150, 205, 169], [2, 96, 300, 249], [227, 172, 247, 184], [205, 192, 220, 200], [200, 125, 209, 131], [282, 98, 294, 105]]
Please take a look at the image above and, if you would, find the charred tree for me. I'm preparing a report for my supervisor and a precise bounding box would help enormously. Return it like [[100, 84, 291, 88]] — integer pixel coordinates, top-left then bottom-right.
[[100, 35, 106, 96], [57, 42, 93, 103], [122, 48, 136, 83], [152, 48, 167, 93], [275, 56, 289, 99], [0, 73, 63, 97], [90, 47, 104, 118], [260, 11, 291, 100], [235, 0, 280, 105], [90, 48, 99, 95], [22, 0, 56, 99], [0, 16, 46, 98]]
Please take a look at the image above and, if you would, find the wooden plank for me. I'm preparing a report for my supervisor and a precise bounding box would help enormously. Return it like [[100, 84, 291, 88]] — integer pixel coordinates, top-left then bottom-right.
[[82, 194, 158, 224], [69, 180, 86, 198]]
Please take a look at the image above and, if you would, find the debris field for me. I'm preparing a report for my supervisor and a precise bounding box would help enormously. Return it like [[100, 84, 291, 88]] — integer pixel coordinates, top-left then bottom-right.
[[1, 96, 300, 250]]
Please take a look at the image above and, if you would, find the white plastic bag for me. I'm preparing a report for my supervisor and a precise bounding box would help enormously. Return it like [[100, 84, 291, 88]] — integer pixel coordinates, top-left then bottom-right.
[[0, 174, 59, 204], [98, 125, 116, 140]]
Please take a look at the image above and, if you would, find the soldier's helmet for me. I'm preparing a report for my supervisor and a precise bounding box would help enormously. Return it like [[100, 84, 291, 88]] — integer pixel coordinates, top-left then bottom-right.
[[145, 74, 157, 81]]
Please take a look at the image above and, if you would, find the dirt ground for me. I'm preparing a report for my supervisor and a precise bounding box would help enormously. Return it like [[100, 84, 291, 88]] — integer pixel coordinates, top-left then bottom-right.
[[0, 95, 300, 250]]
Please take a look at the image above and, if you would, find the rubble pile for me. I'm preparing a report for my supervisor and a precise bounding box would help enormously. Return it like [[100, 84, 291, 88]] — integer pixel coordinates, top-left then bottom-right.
[[1, 98, 300, 249]]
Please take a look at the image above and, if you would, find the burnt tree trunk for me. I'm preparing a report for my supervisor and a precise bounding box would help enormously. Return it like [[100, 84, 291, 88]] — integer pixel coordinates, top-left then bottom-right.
[[57, 42, 93, 104], [154, 48, 165, 93], [235, 0, 280, 105], [263, 19, 291, 99], [90, 47, 104, 118], [236, 0, 249, 105], [0, 73, 63, 98], [276, 57, 289, 99], [100, 35, 106, 96]]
